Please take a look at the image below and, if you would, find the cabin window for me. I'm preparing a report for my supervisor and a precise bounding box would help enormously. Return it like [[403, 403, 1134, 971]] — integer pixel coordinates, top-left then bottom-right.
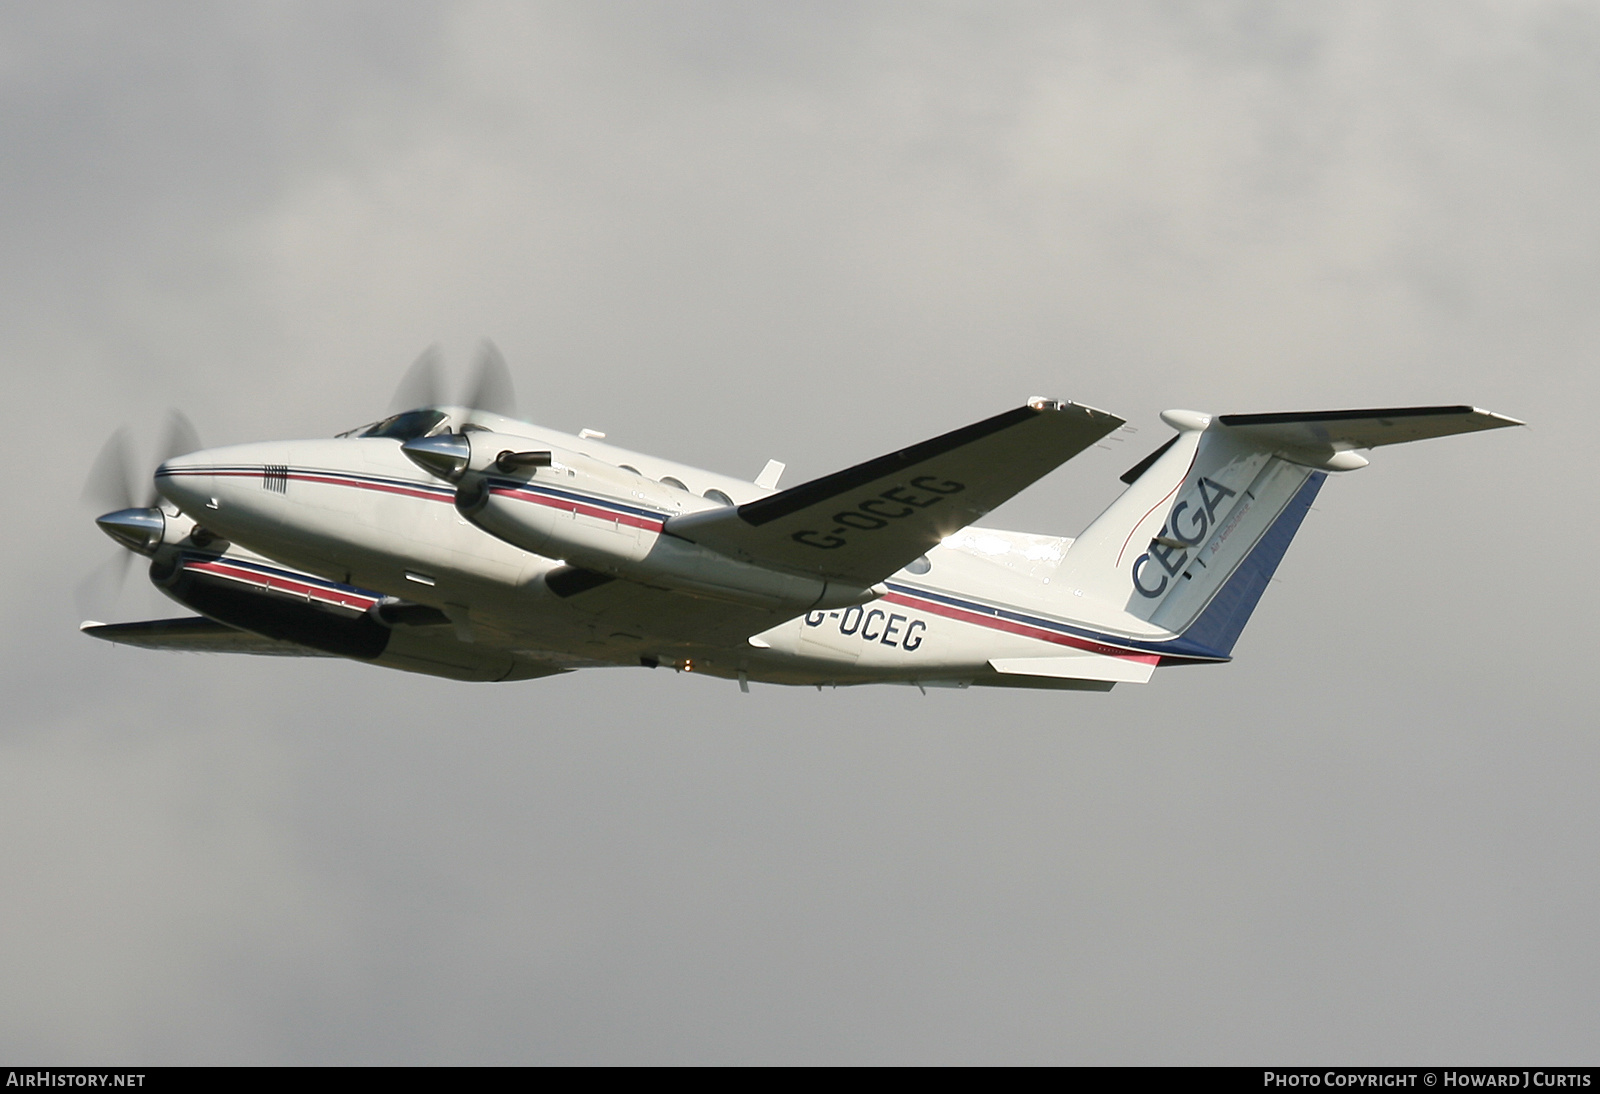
[[703, 489, 735, 507], [659, 476, 689, 492]]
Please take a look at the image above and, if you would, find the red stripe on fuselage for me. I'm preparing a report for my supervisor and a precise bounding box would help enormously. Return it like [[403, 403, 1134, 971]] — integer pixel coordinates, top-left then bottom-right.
[[285, 471, 451, 502], [163, 467, 453, 503], [490, 487, 666, 532]]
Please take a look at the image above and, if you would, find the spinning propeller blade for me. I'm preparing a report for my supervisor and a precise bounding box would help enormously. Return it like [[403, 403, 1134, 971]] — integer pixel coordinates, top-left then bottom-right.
[[150, 410, 201, 507], [81, 429, 136, 514], [390, 344, 446, 412], [74, 550, 135, 619], [79, 411, 204, 608], [463, 340, 516, 417]]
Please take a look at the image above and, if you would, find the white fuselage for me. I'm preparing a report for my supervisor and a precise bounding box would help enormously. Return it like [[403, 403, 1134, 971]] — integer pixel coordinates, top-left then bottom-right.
[[106, 399, 1515, 687], [153, 409, 1168, 689]]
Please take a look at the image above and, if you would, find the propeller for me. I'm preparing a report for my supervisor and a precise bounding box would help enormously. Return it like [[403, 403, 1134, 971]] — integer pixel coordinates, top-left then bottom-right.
[[78, 411, 204, 612], [462, 340, 516, 418], [74, 548, 136, 621], [81, 427, 138, 513], [389, 344, 446, 414], [386, 341, 517, 420], [81, 411, 200, 512]]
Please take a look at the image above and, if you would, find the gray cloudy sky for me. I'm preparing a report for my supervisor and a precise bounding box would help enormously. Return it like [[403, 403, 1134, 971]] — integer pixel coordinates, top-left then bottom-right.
[[3, 1, 1596, 1064]]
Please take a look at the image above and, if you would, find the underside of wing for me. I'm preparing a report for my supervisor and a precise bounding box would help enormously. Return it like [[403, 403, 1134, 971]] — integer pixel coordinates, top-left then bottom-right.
[[539, 569, 795, 647], [665, 400, 1123, 587], [80, 616, 335, 656]]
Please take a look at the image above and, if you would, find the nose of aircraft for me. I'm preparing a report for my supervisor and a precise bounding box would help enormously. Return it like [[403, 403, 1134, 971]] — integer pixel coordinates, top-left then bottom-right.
[[150, 441, 304, 555], [153, 451, 215, 515], [154, 440, 294, 516]]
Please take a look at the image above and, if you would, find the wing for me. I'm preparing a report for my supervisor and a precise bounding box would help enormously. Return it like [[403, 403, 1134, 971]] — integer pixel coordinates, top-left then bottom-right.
[[665, 400, 1123, 586], [80, 617, 335, 657]]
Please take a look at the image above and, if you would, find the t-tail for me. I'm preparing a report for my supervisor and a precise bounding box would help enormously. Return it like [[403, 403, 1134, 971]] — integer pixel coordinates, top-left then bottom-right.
[[1052, 405, 1522, 662]]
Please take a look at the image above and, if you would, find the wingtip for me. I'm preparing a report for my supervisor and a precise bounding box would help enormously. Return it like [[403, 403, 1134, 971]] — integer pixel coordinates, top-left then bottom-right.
[[1025, 396, 1124, 429], [1474, 408, 1527, 428]]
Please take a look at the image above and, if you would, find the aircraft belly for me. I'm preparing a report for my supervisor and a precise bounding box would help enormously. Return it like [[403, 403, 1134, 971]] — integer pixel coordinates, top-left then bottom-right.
[[788, 602, 993, 677], [528, 577, 782, 646]]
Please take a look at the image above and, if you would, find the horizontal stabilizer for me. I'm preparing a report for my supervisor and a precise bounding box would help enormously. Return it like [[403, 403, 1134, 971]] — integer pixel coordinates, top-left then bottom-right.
[[668, 400, 1123, 586], [989, 652, 1156, 684], [1216, 405, 1522, 456], [81, 617, 333, 657]]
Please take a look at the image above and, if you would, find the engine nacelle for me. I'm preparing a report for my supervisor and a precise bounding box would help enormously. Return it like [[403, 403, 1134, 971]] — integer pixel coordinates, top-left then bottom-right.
[[406, 431, 881, 611], [151, 550, 554, 682]]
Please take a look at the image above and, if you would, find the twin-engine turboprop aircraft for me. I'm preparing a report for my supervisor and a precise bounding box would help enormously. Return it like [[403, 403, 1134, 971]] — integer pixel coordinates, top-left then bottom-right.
[[82, 355, 1521, 691]]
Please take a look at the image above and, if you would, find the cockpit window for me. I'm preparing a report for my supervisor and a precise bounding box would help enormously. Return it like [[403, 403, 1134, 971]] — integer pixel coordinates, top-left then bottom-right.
[[356, 409, 449, 441]]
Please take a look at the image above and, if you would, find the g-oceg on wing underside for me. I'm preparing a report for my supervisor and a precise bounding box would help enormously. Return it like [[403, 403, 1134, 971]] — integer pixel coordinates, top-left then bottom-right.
[[664, 399, 1123, 588]]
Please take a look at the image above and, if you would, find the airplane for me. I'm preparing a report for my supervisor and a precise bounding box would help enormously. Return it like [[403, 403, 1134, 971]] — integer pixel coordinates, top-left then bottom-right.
[[80, 352, 1522, 693]]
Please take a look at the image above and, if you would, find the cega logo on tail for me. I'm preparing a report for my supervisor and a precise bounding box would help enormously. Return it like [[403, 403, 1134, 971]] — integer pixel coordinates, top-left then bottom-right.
[[1130, 476, 1238, 599]]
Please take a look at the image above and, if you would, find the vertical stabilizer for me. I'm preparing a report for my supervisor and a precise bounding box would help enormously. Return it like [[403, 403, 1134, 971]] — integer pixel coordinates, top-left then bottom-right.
[[1051, 405, 1519, 659], [1052, 411, 1325, 656]]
